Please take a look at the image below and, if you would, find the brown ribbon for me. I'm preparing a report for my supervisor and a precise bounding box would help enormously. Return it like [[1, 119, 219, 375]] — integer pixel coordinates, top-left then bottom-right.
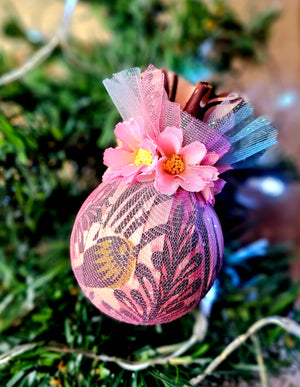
[[162, 69, 228, 121]]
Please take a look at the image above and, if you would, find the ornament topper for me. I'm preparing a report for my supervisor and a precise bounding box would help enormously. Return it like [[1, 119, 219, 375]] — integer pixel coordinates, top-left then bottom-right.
[[70, 65, 277, 325]]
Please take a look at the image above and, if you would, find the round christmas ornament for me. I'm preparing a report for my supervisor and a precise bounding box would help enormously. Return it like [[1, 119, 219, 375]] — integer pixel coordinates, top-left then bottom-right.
[[70, 65, 277, 325]]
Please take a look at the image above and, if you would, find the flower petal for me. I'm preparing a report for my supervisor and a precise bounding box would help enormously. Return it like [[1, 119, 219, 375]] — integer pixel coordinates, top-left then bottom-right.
[[103, 147, 135, 169], [178, 166, 209, 192], [201, 187, 215, 205], [216, 164, 232, 174], [102, 168, 122, 182], [157, 126, 183, 157], [114, 119, 142, 151], [121, 165, 142, 184], [136, 170, 156, 182], [196, 165, 219, 181], [202, 151, 220, 166], [180, 141, 207, 166], [179, 165, 219, 192], [123, 156, 157, 183], [154, 158, 180, 195], [213, 178, 226, 194], [139, 137, 157, 155]]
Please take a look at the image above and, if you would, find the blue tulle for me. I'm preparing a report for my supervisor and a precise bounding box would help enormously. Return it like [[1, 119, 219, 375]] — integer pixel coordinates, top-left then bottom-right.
[[207, 95, 277, 167]]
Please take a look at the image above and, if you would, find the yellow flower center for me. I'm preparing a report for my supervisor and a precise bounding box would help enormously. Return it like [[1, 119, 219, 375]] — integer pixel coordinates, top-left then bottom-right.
[[134, 148, 153, 166], [163, 154, 185, 175]]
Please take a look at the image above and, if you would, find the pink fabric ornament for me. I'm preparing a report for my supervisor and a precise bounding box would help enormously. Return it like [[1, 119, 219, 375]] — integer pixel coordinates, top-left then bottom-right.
[[70, 65, 277, 325]]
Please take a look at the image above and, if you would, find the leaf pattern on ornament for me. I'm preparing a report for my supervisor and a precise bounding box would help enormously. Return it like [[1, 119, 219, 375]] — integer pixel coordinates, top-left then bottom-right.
[[103, 193, 209, 324], [72, 180, 119, 253]]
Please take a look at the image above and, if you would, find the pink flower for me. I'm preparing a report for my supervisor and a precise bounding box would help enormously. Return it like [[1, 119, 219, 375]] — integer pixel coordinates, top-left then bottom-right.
[[103, 118, 157, 184], [154, 126, 222, 203]]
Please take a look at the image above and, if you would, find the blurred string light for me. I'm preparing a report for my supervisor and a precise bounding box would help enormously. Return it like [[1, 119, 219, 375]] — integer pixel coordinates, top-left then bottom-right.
[[228, 239, 269, 264], [236, 175, 286, 209], [60, 0, 78, 37], [201, 280, 219, 317], [0, 0, 78, 86], [258, 176, 286, 197], [2, 195, 10, 206], [275, 89, 299, 110], [201, 239, 270, 312], [26, 29, 44, 44], [181, 63, 212, 84], [247, 176, 286, 197], [198, 38, 214, 59], [180, 39, 214, 84], [222, 239, 270, 289]]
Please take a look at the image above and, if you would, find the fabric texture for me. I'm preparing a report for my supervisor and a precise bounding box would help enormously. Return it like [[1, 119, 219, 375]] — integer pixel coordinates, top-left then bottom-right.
[[71, 179, 223, 324]]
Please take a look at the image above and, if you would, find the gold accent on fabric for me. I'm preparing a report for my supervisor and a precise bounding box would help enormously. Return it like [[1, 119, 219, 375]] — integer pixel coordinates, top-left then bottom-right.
[[94, 237, 135, 289]]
